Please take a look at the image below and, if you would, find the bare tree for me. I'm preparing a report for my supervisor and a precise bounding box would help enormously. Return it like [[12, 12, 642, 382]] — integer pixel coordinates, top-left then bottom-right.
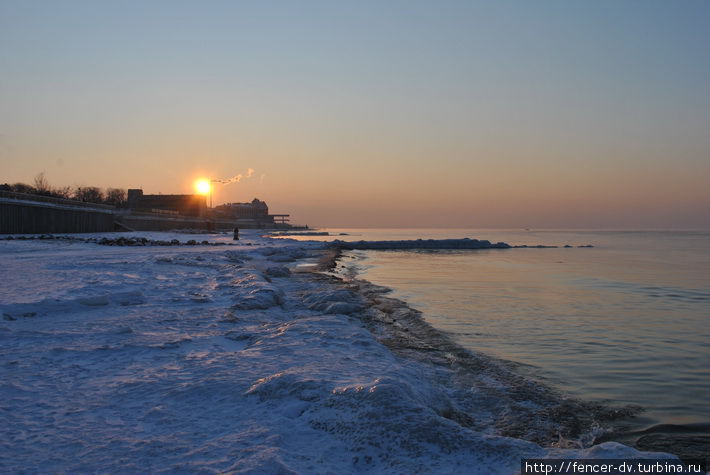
[[74, 186, 104, 203], [104, 188, 127, 206], [33, 172, 51, 195], [53, 185, 74, 200]]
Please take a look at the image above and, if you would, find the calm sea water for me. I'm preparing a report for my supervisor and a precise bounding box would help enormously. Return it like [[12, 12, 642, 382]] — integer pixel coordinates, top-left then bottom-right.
[[285, 229, 710, 437]]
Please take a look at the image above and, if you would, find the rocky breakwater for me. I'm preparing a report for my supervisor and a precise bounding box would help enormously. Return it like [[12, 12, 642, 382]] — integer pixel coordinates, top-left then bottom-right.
[[330, 238, 512, 251], [328, 238, 594, 251]]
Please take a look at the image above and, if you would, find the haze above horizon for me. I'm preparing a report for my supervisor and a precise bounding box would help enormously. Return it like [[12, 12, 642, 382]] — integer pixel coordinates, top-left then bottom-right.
[[1, 0, 709, 228]]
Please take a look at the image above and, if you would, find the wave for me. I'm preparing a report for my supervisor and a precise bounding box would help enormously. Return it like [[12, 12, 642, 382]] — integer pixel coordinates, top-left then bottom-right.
[[574, 277, 710, 303]]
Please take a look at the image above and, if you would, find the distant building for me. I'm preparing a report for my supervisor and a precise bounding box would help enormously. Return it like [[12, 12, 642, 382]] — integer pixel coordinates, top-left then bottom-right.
[[127, 189, 207, 217], [231, 198, 270, 220], [215, 198, 290, 228]]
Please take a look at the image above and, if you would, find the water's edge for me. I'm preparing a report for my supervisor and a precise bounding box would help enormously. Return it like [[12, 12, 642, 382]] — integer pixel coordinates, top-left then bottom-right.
[[315, 246, 710, 464], [312, 248, 641, 449]]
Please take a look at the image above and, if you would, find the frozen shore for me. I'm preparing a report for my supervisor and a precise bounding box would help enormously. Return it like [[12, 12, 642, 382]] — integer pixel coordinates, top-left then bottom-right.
[[0, 231, 669, 473]]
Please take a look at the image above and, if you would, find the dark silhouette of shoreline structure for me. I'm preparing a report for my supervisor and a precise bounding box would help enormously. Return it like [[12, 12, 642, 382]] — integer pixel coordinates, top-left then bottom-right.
[[126, 189, 207, 217], [214, 198, 290, 228], [126, 190, 291, 228], [1, 188, 298, 234], [0, 189, 117, 233]]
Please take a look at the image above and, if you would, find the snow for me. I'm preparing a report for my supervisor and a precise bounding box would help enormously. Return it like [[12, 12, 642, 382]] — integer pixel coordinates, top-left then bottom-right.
[[0, 231, 673, 473]]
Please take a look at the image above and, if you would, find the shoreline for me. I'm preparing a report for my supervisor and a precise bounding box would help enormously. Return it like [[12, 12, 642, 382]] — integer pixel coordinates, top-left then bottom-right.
[[320, 239, 710, 465], [0, 231, 675, 472], [318, 249, 642, 447]]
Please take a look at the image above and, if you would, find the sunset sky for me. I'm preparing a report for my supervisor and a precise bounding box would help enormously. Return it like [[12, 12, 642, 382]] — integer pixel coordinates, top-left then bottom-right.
[[1, 0, 709, 228]]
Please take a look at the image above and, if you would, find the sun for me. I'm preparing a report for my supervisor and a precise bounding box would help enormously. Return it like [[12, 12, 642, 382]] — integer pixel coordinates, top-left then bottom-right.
[[195, 180, 211, 194]]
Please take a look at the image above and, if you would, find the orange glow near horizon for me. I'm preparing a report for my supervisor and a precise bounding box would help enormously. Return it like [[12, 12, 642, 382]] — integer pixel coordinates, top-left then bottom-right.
[[195, 179, 211, 195]]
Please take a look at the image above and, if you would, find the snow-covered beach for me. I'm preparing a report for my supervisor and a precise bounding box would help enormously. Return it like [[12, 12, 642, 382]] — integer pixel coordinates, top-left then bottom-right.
[[0, 231, 670, 473]]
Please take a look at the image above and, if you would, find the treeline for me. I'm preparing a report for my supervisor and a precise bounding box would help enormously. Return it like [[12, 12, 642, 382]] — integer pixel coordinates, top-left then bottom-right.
[[0, 173, 127, 207]]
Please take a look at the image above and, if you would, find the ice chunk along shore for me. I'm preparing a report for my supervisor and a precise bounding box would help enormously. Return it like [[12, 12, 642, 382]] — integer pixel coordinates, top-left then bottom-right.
[[328, 238, 593, 250], [331, 237, 512, 250]]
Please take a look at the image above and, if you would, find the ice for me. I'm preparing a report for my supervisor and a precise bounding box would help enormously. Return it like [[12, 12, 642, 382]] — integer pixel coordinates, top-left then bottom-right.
[[0, 230, 676, 473], [1, 290, 146, 320], [264, 265, 292, 278], [224, 270, 285, 310], [302, 288, 365, 315], [332, 238, 512, 250]]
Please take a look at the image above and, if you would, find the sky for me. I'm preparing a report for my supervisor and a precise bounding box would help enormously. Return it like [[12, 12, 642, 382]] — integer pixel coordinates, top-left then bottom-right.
[[1, 0, 709, 228]]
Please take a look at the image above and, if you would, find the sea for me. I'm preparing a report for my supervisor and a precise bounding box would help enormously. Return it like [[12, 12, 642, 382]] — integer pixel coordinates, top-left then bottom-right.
[[282, 228, 710, 458]]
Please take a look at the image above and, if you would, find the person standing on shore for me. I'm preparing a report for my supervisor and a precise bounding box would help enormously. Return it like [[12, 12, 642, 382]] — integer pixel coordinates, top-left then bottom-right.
[[233, 227, 239, 240]]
